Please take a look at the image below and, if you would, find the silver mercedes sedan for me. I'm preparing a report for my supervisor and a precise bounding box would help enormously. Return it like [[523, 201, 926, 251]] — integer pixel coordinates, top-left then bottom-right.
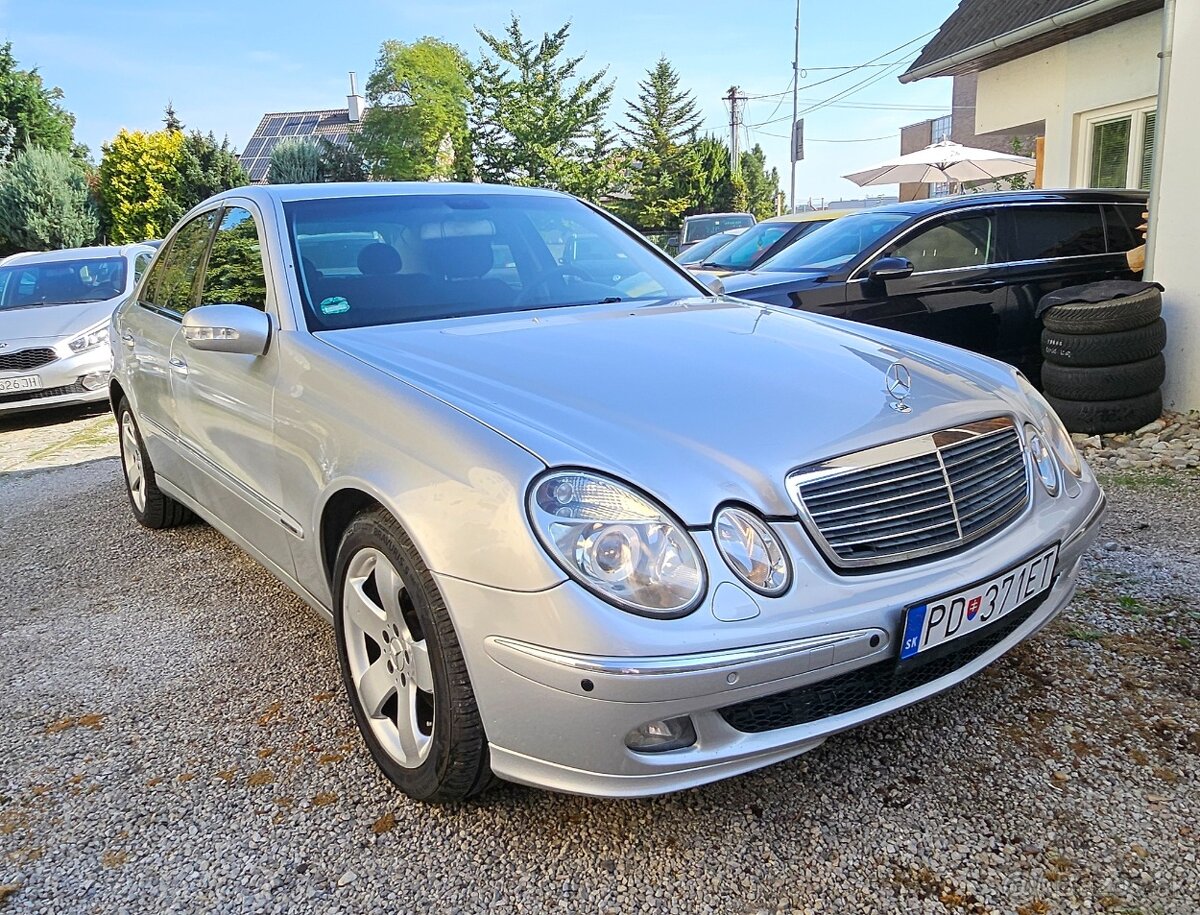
[[1, 244, 154, 413], [110, 183, 1104, 802]]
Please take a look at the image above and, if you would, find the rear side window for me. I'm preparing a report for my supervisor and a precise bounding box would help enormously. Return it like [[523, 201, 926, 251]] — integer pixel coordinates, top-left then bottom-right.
[[1103, 204, 1144, 252], [890, 214, 996, 272], [1009, 206, 1106, 261], [145, 211, 218, 315], [199, 207, 269, 311]]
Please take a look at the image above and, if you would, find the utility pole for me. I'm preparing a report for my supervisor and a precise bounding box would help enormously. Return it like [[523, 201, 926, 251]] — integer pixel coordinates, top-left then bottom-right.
[[724, 86, 747, 173], [789, 0, 801, 213]]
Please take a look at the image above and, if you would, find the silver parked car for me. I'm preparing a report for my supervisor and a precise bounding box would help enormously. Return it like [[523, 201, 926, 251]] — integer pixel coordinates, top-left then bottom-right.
[[0, 245, 154, 413], [111, 183, 1104, 802]]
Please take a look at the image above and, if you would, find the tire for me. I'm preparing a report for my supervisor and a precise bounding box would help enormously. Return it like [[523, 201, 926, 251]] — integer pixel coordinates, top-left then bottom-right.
[[333, 509, 494, 803], [1041, 354, 1165, 402], [1041, 318, 1167, 367], [1045, 389, 1162, 435], [1042, 287, 1161, 334], [116, 398, 193, 529]]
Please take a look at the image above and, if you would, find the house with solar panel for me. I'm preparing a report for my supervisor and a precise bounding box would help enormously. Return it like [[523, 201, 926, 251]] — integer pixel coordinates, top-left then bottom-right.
[[240, 74, 367, 183]]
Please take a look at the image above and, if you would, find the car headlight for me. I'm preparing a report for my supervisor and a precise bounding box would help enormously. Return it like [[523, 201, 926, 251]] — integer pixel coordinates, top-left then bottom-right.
[[1017, 375, 1082, 477], [528, 470, 706, 617], [67, 323, 110, 354], [714, 506, 790, 596], [1026, 425, 1059, 496]]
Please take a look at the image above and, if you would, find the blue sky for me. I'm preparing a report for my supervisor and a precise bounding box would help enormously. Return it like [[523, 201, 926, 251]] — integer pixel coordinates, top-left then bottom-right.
[[1, 0, 961, 202]]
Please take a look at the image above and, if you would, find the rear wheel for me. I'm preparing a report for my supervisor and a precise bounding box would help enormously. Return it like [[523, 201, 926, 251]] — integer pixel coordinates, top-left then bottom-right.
[[333, 510, 494, 803], [116, 398, 192, 529]]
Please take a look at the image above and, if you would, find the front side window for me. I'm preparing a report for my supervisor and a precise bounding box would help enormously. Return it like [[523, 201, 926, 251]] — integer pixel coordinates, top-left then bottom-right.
[[889, 214, 995, 272], [153, 211, 218, 315], [0, 257, 128, 309], [285, 193, 699, 330], [1009, 206, 1106, 261], [199, 207, 268, 311], [761, 211, 911, 273]]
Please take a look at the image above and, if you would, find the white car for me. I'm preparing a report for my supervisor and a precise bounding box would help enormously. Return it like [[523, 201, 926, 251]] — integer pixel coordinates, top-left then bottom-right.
[[0, 244, 155, 414]]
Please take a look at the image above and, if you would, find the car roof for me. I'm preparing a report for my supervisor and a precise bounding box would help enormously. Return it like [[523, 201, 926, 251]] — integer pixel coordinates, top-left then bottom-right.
[[1, 243, 155, 266], [762, 209, 856, 224], [861, 188, 1149, 219], [208, 181, 572, 207]]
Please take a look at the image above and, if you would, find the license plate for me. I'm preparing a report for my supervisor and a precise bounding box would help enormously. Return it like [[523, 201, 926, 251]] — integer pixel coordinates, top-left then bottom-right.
[[0, 374, 41, 394], [899, 545, 1059, 660]]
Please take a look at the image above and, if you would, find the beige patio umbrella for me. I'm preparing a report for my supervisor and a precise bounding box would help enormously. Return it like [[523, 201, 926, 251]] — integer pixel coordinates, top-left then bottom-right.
[[843, 139, 1036, 189]]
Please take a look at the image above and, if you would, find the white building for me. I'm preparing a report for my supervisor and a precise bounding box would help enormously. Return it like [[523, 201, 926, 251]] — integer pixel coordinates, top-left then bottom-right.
[[901, 0, 1198, 411]]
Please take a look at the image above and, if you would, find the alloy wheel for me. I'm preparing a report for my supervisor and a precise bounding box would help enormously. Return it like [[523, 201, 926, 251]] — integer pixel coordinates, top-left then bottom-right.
[[121, 412, 146, 513], [342, 547, 435, 768]]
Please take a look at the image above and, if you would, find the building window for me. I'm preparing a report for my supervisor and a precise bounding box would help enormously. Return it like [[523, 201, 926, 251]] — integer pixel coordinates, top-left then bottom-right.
[[931, 115, 952, 144], [930, 182, 951, 197], [1084, 105, 1156, 190]]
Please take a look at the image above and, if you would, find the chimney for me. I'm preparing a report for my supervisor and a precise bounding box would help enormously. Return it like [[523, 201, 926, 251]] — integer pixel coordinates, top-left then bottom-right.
[[347, 71, 365, 122]]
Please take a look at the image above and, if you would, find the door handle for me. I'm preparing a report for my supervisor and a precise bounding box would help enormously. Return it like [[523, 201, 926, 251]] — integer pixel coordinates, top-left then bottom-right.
[[962, 280, 1005, 291], [168, 356, 188, 376], [120, 332, 135, 348]]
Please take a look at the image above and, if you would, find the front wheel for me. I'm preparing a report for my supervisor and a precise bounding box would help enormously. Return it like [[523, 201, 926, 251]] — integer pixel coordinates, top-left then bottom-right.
[[333, 510, 494, 803], [116, 398, 192, 529]]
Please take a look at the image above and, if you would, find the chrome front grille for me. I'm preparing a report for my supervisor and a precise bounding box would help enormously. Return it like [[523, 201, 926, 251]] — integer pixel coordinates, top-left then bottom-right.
[[0, 347, 57, 372], [788, 418, 1029, 569]]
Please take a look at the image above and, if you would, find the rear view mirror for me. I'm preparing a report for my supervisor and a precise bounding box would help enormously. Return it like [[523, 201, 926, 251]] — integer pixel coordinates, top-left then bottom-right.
[[182, 304, 271, 356], [868, 256, 915, 282]]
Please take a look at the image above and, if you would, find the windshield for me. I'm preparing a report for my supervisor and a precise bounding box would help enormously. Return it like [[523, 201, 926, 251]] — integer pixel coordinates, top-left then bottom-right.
[[758, 211, 911, 273], [682, 214, 755, 244], [676, 231, 738, 265], [0, 256, 129, 309], [702, 221, 806, 270], [285, 194, 700, 330]]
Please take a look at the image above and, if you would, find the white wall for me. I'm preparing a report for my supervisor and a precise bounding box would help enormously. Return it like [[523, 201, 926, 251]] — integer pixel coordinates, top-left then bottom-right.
[[975, 12, 1162, 187], [1149, 1, 1200, 411]]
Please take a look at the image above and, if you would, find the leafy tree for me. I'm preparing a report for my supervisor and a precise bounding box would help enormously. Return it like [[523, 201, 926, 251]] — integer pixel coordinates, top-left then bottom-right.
[[267, 138, 325, 183], [470, 16, 614, 198], [685, 136, 746, 215], [177, 131, 248, 207], [0, 146, 98, 250], [358, 37, 472, 181], [318, 137, 368, 182], [619, 57, 702, 229], [739, 144, 780, 220], [0, 43, 78, 163], [97, 129, 187, 243], [162, 101, 184, 133]]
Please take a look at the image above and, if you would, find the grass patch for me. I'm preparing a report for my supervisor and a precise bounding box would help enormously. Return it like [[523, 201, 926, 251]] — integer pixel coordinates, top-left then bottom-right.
[[1098, 472, 1185, 490]]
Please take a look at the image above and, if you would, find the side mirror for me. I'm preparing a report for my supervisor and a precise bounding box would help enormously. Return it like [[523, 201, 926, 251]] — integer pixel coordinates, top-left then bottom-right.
[[867, 256, 915, 282], [692, 270, 725, 295], [182, 304, 271, 355], [666, 235, 680, 250]]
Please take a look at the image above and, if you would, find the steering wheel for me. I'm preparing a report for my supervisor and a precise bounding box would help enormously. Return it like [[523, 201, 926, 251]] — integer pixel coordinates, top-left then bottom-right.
[[514, 265, 595, 306]]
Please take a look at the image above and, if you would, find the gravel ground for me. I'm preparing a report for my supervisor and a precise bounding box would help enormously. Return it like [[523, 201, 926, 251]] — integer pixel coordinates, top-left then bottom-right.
[[0, 417, 1197, 914]]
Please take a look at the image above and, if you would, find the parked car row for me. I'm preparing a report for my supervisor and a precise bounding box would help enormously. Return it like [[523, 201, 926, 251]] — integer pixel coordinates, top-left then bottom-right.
[[104, 182, 1104, 803]]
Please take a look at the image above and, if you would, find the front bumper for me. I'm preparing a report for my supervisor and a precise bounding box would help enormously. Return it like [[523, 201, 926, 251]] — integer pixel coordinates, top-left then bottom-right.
[[0, 346, 111, 414], [440, 483, 1105, 798]]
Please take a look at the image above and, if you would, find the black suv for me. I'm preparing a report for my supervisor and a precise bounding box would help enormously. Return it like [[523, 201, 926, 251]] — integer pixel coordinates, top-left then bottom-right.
[[721, 189, 1147, 378]]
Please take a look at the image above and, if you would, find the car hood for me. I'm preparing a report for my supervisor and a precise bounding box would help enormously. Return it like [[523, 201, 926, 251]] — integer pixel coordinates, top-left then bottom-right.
[[319, 298, 1028, 525], [0, 298, 121, 343], [720, 270, 828, 294]]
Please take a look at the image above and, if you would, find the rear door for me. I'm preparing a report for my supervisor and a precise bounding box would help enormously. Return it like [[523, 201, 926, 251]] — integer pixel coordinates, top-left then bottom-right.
[[171, 203, 293, 574], [999, 203, 1135, 369], [841, 209, 1007, 356], [118, 210, 218, 486]]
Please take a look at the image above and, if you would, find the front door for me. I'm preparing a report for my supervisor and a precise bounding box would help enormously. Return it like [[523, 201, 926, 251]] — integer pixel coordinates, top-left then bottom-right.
[[119, 210, 218, 486], [843, 210, 1009, 359], [170, 203, 294, 575]]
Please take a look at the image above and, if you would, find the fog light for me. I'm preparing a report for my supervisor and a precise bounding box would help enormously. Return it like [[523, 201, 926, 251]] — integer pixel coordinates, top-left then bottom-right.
[[625, 716, 697, 753], [81, 372, 110, 391]]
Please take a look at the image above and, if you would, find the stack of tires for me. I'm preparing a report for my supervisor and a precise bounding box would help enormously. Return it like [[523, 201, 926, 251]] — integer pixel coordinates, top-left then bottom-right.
[[1039, 282, 1166, 434]]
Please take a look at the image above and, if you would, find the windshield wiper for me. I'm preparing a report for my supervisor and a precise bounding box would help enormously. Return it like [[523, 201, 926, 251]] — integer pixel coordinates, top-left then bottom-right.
[[555, 296, 624, 308]]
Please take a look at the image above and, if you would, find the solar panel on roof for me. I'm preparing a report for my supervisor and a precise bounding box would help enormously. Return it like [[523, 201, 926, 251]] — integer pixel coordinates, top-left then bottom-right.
[[242, 138, 265, 158], [260, 117, 283, 137], [300, 114, 320, 130]]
